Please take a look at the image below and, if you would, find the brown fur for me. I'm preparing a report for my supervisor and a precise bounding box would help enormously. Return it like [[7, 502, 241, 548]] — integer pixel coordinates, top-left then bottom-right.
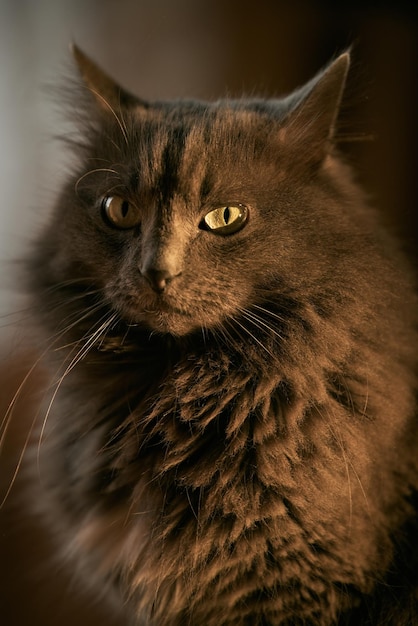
[[24, 48, 418, 625]]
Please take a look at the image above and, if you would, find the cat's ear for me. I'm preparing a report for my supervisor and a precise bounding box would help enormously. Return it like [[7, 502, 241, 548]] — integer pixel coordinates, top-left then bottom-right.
[[71, 44, 146, 112], [281, 53, 350, 165]]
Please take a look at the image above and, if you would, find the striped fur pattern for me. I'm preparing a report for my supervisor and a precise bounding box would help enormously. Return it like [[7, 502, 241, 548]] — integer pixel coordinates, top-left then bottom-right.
[[27, 48, 418, 625]]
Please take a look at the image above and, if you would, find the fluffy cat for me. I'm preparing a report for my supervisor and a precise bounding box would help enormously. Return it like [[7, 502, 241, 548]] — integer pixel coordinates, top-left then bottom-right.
[[25, 46, 418, 625]]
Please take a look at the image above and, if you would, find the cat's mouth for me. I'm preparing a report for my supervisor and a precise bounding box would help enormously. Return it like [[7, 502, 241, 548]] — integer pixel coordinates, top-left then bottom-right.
[[95, 302, 198, 353], [141, 301, 198, 335], [117, 294, 201, 337], [107, 280, 227, 337]]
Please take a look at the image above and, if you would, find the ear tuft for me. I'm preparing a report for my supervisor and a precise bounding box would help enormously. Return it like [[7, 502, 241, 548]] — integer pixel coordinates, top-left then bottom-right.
[[70, 43, 143, 112]]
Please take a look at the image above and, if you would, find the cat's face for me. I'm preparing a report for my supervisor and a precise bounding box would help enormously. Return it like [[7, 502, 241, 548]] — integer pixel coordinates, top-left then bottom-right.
[[69, 108, 295, 336], [36, 49, 351, 338]]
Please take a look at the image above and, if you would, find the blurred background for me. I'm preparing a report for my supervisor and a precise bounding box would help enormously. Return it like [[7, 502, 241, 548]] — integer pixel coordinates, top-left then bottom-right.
[[0, 0, 417, 624]]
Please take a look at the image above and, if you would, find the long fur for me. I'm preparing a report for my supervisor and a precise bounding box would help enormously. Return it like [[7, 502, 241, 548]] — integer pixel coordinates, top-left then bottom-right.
[[24, 50, 418, 625]]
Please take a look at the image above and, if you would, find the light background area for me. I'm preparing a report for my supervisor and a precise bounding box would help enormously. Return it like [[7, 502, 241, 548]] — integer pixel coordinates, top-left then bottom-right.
[[0, 0, 417, 341]]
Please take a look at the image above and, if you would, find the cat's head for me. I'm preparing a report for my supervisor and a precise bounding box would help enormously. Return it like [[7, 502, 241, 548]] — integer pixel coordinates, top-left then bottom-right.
[[33, 47, 356, 340]]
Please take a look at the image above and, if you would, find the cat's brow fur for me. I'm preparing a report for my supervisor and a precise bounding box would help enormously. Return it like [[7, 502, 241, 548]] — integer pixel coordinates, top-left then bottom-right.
[[25, 47, 418, 625]]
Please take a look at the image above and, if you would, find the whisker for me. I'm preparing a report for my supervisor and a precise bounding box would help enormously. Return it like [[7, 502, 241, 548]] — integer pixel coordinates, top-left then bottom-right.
[[0, 307, 33, 330], [87, 88, 129, 145], [229, 317, 277, 361], [0, 329, 76, 506], [42, 276, 97, 290], [241, 308, 285, 342], [0, 350, 47, 452], [0, 299, 101, 445], [36, 310, 119, 478], [212, 318, 239, 352], [75, 168, 120, 194], [360, 375, 370, 418], [0, 298, 117, 506], [48, 301, 108, 348], [102, 183, 127, 197], [252, 303, 287, 324], [0, 405, 40, 509]]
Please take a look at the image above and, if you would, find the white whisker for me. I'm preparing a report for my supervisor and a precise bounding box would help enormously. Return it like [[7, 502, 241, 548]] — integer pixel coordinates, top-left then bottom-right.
[[0, 407, 39, 509], [230, 317, 277, 361], [241, 308, 285, 342], [252, 303, 287, 324], [0, 326, 82, 506], [87, 88, 129, 145], [75, 168, 120, 194], [36, 310, 119, 472], [0, 296, 117, 507]]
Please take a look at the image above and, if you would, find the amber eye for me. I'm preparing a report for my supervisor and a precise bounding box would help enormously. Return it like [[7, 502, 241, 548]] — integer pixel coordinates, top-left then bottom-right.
[[101, 195, 140, 229], [201, 204, 249, 235]]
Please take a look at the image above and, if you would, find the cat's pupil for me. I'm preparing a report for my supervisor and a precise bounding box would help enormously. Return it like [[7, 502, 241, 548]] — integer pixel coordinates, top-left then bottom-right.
[[121, 201, 129, 218], [224, 207, 230, 224]]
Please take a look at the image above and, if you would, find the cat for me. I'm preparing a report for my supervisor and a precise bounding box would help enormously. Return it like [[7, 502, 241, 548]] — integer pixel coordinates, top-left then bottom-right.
[[24, 45, 418, 625]]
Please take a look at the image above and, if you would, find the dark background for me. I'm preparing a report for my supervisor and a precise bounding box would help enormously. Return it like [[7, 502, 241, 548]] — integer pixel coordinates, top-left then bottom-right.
[[0, 1, 417, 624]]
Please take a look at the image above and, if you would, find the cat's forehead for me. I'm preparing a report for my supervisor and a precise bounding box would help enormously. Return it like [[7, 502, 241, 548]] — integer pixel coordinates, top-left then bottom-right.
[[123, 100, 278, 189], [89, 98, 290, 197], [132, 98, 280, 136], [119, 100, 284, 184]]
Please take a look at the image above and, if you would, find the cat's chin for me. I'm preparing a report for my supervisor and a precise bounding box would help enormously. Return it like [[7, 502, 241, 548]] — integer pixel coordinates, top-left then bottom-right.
[[111, 286, 225, 336], [121, 302, 204, 337], [140, 310, 201, 337], [106, 286, 203, 337]]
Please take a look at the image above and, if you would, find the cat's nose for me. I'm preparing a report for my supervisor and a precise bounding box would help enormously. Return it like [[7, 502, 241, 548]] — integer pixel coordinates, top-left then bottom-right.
[[142, 267, 178, 293]]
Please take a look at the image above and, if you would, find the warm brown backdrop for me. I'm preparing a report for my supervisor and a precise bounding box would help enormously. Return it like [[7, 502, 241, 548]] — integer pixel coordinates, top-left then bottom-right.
[[1, 1, 417, 624]]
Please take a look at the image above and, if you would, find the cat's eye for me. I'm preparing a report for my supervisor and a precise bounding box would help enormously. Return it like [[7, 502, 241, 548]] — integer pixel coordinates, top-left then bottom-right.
[[201, 204, 249, 235], [101, 195, 140, 230]]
